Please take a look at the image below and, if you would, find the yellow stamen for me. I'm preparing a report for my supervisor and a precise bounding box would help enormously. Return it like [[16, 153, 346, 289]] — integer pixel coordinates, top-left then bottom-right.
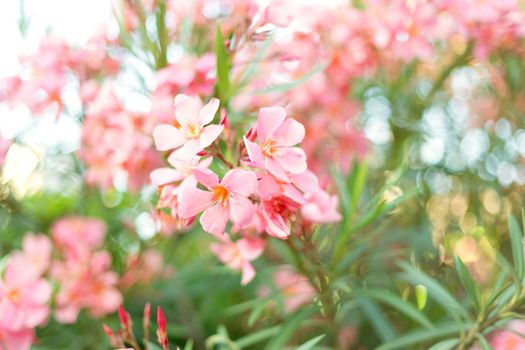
[[212, 185, 230, 207]]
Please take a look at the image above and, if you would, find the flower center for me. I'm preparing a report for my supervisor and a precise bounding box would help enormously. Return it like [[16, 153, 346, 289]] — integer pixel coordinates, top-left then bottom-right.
[[6, 288, 21, 303], [261, 139, 279, 157], [186, 122, 202, 138], [212, 185, 230, 207]]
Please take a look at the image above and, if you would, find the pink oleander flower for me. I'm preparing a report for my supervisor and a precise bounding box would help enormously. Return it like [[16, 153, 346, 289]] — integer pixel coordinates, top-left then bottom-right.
[[51, 216, 106, 261], [179, 168, 258, 235], [0, 260, 51, 332], [153, 94, 223, 161], [211, 235, 265, 285], [53, 251, 122, 323], [0, 328, 34, 350], [150, 156, 212, 187], [272, 265, 316, 313], [476, 320, 525, 350], [8, 234, 52, 281], [244, 107, 307, 182], [120, 249, 167, 289]]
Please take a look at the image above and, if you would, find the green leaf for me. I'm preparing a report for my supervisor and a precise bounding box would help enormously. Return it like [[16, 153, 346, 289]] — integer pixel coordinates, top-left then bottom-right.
[[508, 214, 524, 280], [376, 322, 468, 350], [263, 306, 317, 350], [215, 25, 231, 102], [355, 289, 434, 329], [235, 326, 282, 348], [454, 256, 481, 310], [147, 341, 163, 350], [427, 339, 460, 350], [398, 262, 470, 321], [183, 339, 194, 350], [358, 297, 397, 341], [476, 334, 495, 350], [295, 335, 326, 350], [350, 160, 367, 210]]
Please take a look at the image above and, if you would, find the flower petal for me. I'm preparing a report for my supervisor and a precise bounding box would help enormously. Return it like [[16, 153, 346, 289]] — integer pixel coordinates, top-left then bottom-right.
[[152, 124, 185, 151], [274, 147, 307, 174], [150, 168, 184, 186], [199, 124, 224, 148], [241, 261, 256, 285], [193, 168, 220, 190], [229, 196, 256, 227], [273, 117, 305, 146], [198, 98, 220, 125], [200, 204, 229, 235], [174, 94, 202, 127], [243, 136, 264, 167], [257, 107, 286, 142], [222, 169, 258, 196], [170, 139, 202, 161], [179, 186, 213, 218], [264, 157, 290, 182]]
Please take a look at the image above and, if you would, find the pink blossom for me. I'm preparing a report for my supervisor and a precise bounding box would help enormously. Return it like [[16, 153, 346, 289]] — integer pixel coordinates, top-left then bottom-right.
[[51, 216, 106, 261], [482, 320, 525, 349], [0, 260, 51, 332], [153, 94, 222, 161], [179, 168, 258, 235], [0, 328, 34, 350], [8, 234, 52, 281], [244, 107, 307, 182], [211, 235, 265, 285], [272, 266, 316, 313]]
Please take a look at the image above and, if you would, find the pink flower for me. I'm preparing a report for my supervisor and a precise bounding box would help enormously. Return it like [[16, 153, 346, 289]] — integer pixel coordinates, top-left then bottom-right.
[[272, 266, 316, 313], [0, 260, 51, 332], [0, 328, 34, 350], [483, 320, 525, 350], [51, 216, 106, 261], [301, 190, 341, 223], [244, 107, 307, 182], [179, 168, 258, 235], [211, 235, 265, 285], [153, 94, 223, 161], [8, 234, 52, 281]]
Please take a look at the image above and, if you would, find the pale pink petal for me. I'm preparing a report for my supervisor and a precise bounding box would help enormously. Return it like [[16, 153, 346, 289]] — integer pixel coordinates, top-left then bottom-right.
[[1, 328, 34, 350], [229, 196, 256, 227], [179, 186, 213, 218], [174, 94, 202, 127], [199, 124, 224, 148], [257, 107, 286, 142], [273, 117, 305, 146], [55, 305, 80, 324], [264, 157, 290, 182], [152, 124, 186, 151], [193, 168, 220, 190], [198, 98, 220, 125], [274, 147, 307, 174], [241, 261, 256, 285], [200, 204, 229, 235], [150, 168, 184, 186], [24, 305, 49, 328], [238, 237, 265, 261], [170, 139, 202, 160], [244, 136, 264, 167], [291, 170, 320, 193], [262, 210, 290, 239], [26, 279, 52, 304], [222, 169, 258, 196]]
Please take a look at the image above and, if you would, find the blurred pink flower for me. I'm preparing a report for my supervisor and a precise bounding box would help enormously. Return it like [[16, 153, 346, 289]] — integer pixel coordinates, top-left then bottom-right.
[[244, 107, 306, 182], [52, 216, 106, 261], [179, 168, 257, 235], [211, 235, 265, 285], [153, 94, 222, 161]]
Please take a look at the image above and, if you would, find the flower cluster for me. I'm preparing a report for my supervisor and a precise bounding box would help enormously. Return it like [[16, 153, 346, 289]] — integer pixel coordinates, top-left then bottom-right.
[[0, 234, 52, 350], [151, 94, 340, 284]]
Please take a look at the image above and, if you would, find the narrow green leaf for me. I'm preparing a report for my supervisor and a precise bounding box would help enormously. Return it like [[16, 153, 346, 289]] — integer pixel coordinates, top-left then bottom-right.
[[356, 289, 434, 329], [263, 307, 317, 350], [508, 214, 524, 279], [476, 334, 495, 350], [183, 339, 194, 350], [215, 25, 231, 102], [351, 160, 367, 210], [295, 335, 326, 350], [358, 297, 397, 341], [236, 326, 282, 348], [398, 262, 470, 320], [376, 322, 468, 350], [427, 339, 460, 350], [454, 256, 481, 310]]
